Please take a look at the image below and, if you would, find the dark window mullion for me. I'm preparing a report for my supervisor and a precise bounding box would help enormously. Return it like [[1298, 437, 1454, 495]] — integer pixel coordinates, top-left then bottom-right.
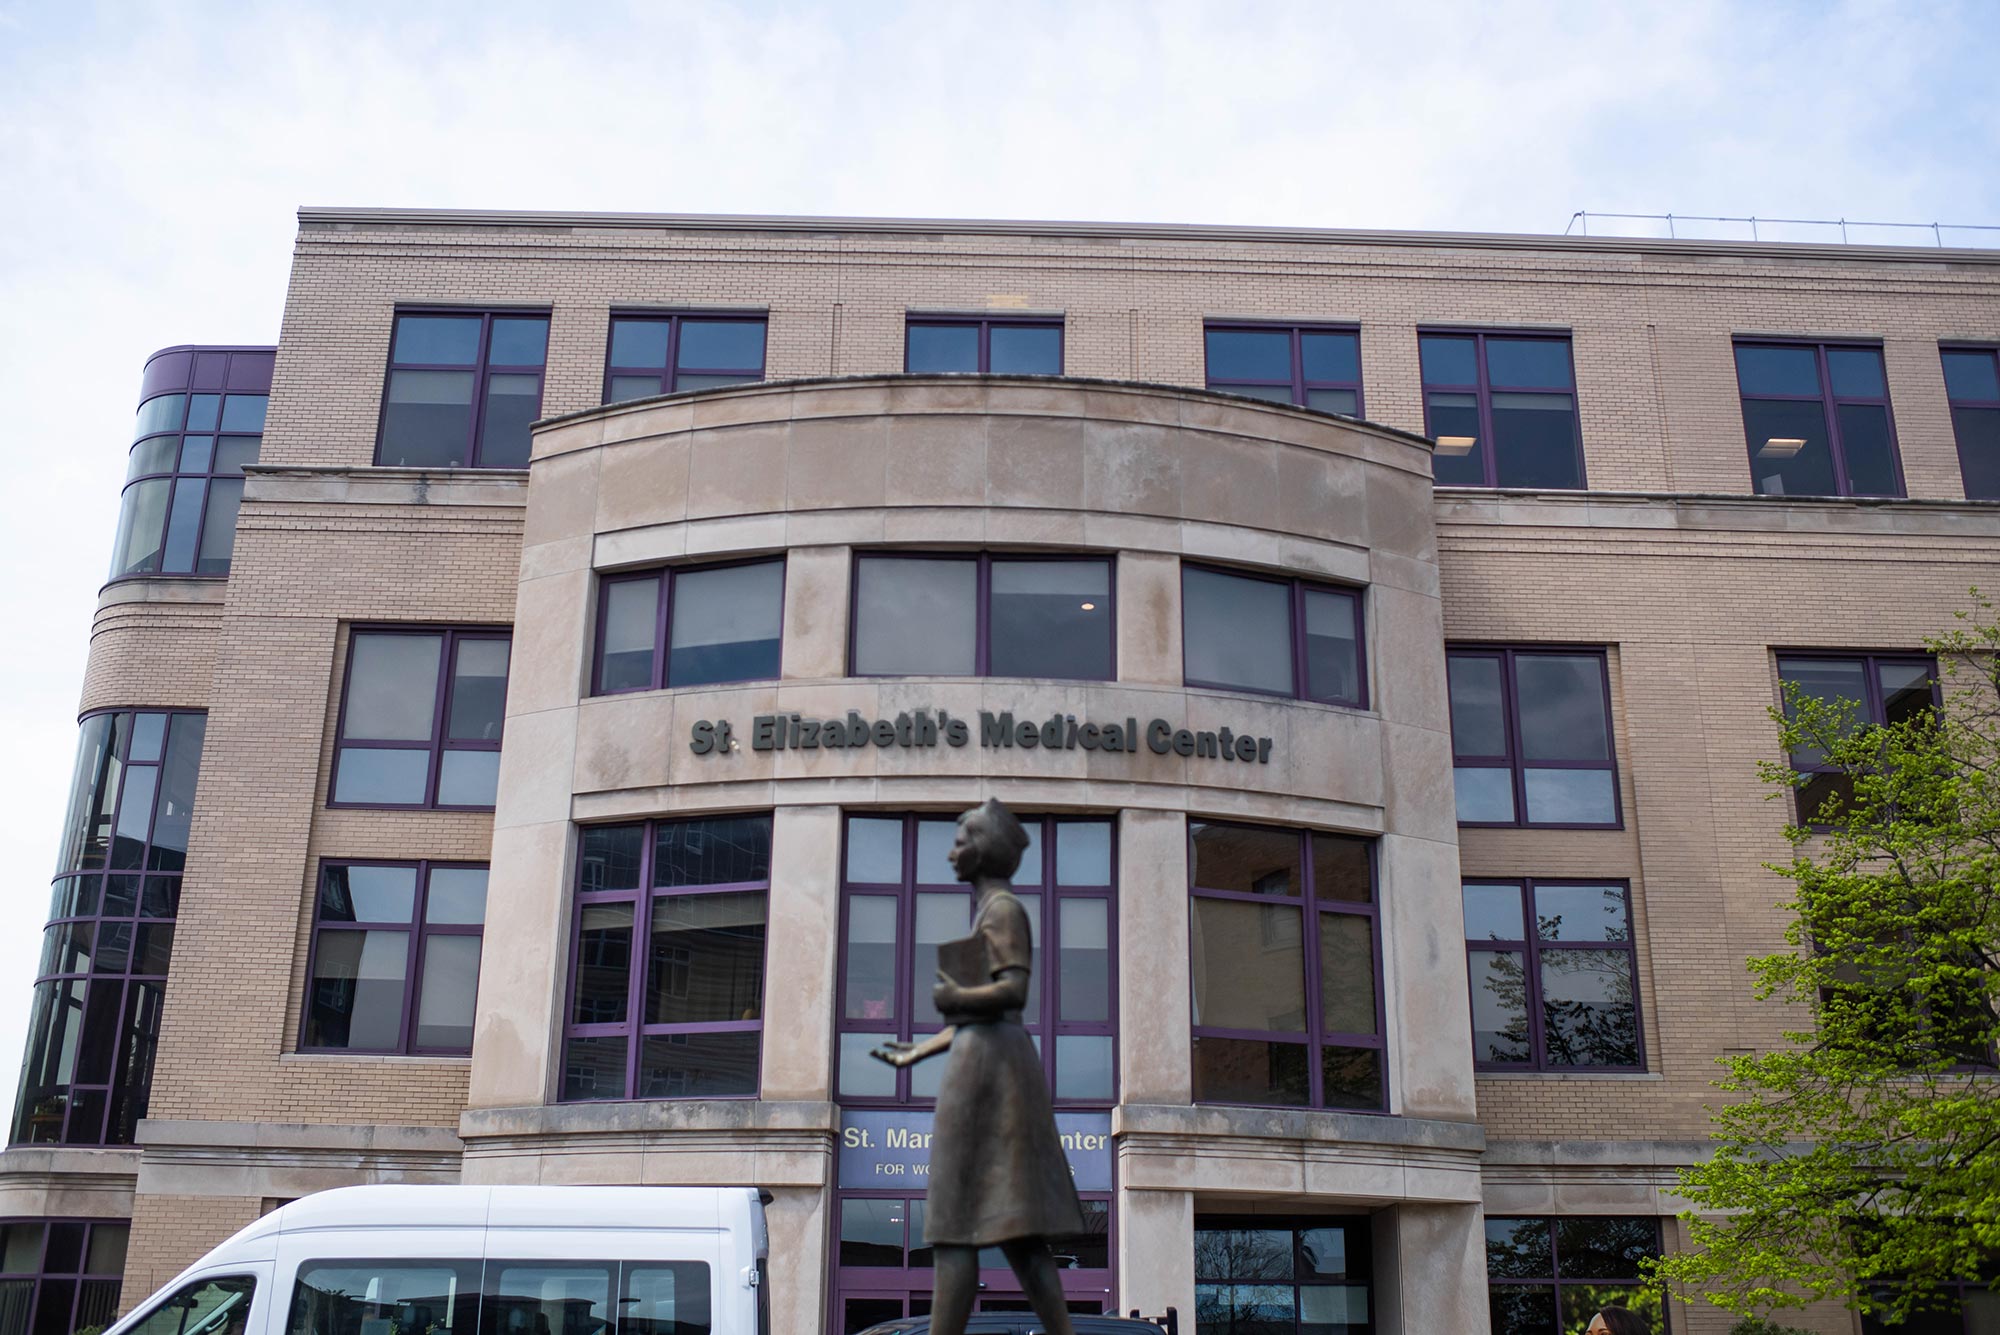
[[466, 314, 495, 467], [626, 823, 658, 1100], [1501, 650, 1531, 829], [665, 318, 683, 395], [422, 632, 454, 807], [1289, 329, 1306, 406], [1818, 345, 1856, 496], [1474, 334, 1500, 487], [658, 569, 676, 691], [974, 556, 993, 676], [395, 859, 433, 1055]]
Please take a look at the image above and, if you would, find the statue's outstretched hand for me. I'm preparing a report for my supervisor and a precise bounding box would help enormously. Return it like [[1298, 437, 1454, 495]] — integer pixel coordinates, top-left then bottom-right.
[[871, 1039, 921, 1067]]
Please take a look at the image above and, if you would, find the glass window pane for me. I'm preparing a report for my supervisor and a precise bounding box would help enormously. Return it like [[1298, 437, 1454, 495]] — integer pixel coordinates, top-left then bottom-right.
[[123, 1277, 256, 1335], [1491, 392, 1581, 489], [133, 395, 185, 439], [1553, 1215, 1658, 1279], [178, 434, 214, 472], [344, 634, 443, 740], [579, 825, 643, 893], [1953, 405, 2000, 500], [854, 557, 976, 675], [988, 560, 1112, 680], [652, 815, 771, 887], [1736, 344, 1822, 396], [129, 712, 166, 764], [1058, 898, 1109, 1022], [85, 1221, 129, 1274], [1488, 1285, 1556, 1335], [988, 324, 1061, 375], [1446, 655, 1507, 757], [913, 891, 972, 1027], [1485, 1217, 1553, 1276], [1318, 912, 1377, 1035], [843, 895, 898, 1021], [1321, 1045, 1382, 1110], [647, 891, 766, 1025], [194, 478, 244, 574], [1298, 1226, 1358, 1280], [380, 369, 475, 468], [1222, 383, 1296, 404], [111, 767, 157, 868], [393, 315, 482, 364], [1780, 656, 1869, 714], [1190, 1037, 1309, 1105], [1195, 1228, 1294, 1280], [1515, 655, 1609, 761], [111, 478, 171, 577], [1310, 834, 1371, 904], [1454, 767, 1516, 822], [1206, 329, 1294, 383], [1056, 821, 1111, 886], [1540, 948, 1639, 1067], [415, 935, 481, 1049], [1463, 883, 1525, 941], [1190, 898, 1305, 1032], [1191, 822, 1301, 896], [1744, 397, 1837, 497], [668, 561, 784, 686], [1534, 884, 1628, 942], [570, 902, 633, 1025], [1183, 568, 1293, 694], [214, 436, 260, 475], [488, 317, 549, 366], [609, 374, 664, 402], [1419, 335, 1477, 386], [839, 1198, 905, 1266], [1837, 403, 1901, 496], [1879, 661, 1935, 725], [486, 1264, 610, 1335], [838, 1030, 896, 1097], [846, 817, 903, 883], [219, 395, 267, 432], [1303, 588, 1360, 702], [1054, 1034, 1113, 1100], [1304, 387, 1358, 416], [561, 1034, 628, 1101], [161, 478, 207, 573], [1428, 389, 1486, 486], [915, 818, 958, 884], [1827, 346, 1886, 398], [305, 929, 409, 1049], [1943, 350, 2000, 401], [1468, 950, 1532, 1063], [1300, 332, 1359, 383], [127, 435, 178, 481], [288, 1261, 479, 1335], [600, 576, 661, 691], [1522, 768, 1616, 824], [319, 864, 418, 923], [677, 320, 764, 372], [478, 372, 541, 467], [425, 868, 488, 924], [1485, 338, 1573, 389], [446, 639, 510, 741], [904, 322, 975, 371], [672, 373, 759, 392], [333, 743, 432, 805], [622, 1262, 711, 1335], [610, 320, 673, 369]]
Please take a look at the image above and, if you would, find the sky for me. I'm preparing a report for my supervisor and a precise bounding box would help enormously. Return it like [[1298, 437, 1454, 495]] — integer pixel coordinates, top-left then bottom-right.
[[0, 0, 1995, 1131]]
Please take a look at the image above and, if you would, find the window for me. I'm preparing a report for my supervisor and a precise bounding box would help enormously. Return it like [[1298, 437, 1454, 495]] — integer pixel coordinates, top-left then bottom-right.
[[1861, 1280, 2000, 1335], [125, 1273, 255, 1335], [1463, 881, 1642, 1071], [836, 1194, 1111, 1280], [605, 314, 766, 402], [1776, 654, 1937, 824], [1735, 340, 1903, 498], [1182, 566, 1364, 705], [562, 815, 771, 1101], [302, 862, 487, 1055], [1485, 1216, 1665, 1335], [288, 1259, 481, 1335], [330, 628, 511, 809], [1188, 823, 1384, 1112], [835, 813, 1116, 1105], [16, 710, 204, 1147], [851, 554, 1113, 681], [283, 1259, 712, 1335], [0, 1220, 129, 1335], [1943, 346, 2000, 501], [1194, 1217, 1372, 1335], [905, 317, 1063, 374], [112, 387, 266, 579], [1203, 324, 1363, 416], [595, 558, 785, 694], [1448, 648, 1619, 828], [377, 311, 549, 469], [1421, 331, 1583, 489]]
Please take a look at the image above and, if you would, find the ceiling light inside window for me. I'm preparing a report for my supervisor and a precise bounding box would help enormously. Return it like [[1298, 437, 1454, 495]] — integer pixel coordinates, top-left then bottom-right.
[[1079, 602, 1096, 611], [1760, 437, 1807, 458], [1436, 435, 1477, 455]]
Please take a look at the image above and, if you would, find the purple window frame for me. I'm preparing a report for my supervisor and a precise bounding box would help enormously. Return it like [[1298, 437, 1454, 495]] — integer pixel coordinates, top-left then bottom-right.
[[16, 709, 202, 1147], [1193, 1215, 1374, 1325], [1941, 343, 2000, 501], [591, 556, 787, 696], [1202, 322, 1365, 416], [1187, 821, 1388, 1114], [0, 1218, 129, 1334], [1463, 879, 1645, 1073], [1179, 563, 1368, 708], [847, 552, 1117, 682], [1448, 645, 1623, 831], [1775, 651, 1939, 825], [603, 311, 768, 402], [1485, 1216, 1667, 1328], [328, 626, 511, 811], [373, 308, 549, 469], [560, 814, 772, 1103], [1419, 328, 1585, 489], [903, 315, 1065, 374], [833, 812, 1119, 1109], [1862, 1279, 1999, 1335], [298, 859, 487, 1056], [1734, 336, 1906, 498]]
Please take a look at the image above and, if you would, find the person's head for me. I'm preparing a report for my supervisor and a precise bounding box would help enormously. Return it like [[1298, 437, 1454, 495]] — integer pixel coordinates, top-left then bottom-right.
[[949, 799, 1031, 882], [1586, 1307, 1648, 1335]]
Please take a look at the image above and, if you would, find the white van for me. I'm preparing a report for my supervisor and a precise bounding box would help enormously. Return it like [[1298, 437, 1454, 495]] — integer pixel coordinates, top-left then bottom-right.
[[102, 1186, 768, 1335]]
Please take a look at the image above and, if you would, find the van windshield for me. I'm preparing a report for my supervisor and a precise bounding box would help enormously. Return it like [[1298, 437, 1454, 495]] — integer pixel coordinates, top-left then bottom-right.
[[124, 1275, 256, 1335]]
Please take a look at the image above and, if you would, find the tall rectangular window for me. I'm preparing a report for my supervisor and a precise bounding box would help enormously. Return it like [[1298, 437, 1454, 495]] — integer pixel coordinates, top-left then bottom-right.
[[1486, 1216, 1665, 1334], [377, 311, 549, 469], [851, 553, 1113, 681], [1943, 345, 2000, 501], [331, 628, 511, 810], [1182, 565, 1364, 706], [302, 862, 487, 1055], [1463, 880, 1642, 1071], [1448, 647, 1620, 828], [1736, 339, 1903, 498], [835, 813, 1116, 1106], [1188, 823, 1384, 1112], [1195, 1218, 1372, 1335], [0, 1220, 129, 1335], [112, 388, 266, 579], [905, 318, 1063, 375], [1203, 324, 1362, 416], [1776, 653, 1937, 824], [604, 314, 766, 402], [562, 814, 772, 1102], [1421, 331, 1583, 489], [594, 558, 785, 694]]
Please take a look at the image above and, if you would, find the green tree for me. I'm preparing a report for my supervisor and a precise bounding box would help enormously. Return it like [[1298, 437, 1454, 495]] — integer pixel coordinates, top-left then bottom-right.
[[1655, 597, 2000, 1319]]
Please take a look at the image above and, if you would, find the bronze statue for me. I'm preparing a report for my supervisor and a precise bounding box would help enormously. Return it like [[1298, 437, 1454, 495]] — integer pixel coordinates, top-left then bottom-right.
[[873, 799, 1084, 1335]]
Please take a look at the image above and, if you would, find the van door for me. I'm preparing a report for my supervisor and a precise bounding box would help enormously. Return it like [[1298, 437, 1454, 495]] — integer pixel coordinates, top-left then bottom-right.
[[480, 1229, 729, 1335], [109, 1265, 273, 1335]]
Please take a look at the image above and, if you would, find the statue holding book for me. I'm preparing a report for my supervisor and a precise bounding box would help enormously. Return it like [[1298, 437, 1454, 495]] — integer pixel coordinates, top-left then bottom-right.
[[872, 799, 1084, 1335]]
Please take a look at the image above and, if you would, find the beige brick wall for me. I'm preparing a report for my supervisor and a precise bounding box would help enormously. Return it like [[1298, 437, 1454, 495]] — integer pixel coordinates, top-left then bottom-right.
[[119, 1192, 260, 1313]]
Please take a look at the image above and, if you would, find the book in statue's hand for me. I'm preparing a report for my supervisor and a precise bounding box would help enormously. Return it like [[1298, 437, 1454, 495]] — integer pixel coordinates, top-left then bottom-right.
[[935, 934, 987, 989]]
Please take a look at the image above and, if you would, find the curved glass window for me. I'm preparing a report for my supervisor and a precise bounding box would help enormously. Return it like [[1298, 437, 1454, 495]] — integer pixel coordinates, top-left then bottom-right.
[[111, 391, 264, 578], [15, 711, 203, 1146]]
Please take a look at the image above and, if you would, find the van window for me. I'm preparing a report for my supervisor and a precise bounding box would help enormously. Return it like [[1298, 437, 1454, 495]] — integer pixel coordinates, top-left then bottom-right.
[[288, 1261, 481, 1335], [478, 1263, 711, 1335], [622, 1264, 710, 1335], [127, 1275, 256, 1335]]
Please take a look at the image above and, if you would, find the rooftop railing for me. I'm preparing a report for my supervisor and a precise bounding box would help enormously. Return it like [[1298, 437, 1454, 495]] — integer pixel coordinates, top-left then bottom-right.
[[1565, 211, 2000, 249]]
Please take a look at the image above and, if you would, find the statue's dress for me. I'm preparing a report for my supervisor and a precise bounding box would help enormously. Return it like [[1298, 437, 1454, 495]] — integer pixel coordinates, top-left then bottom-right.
[[923, 888, 1086, 1246]]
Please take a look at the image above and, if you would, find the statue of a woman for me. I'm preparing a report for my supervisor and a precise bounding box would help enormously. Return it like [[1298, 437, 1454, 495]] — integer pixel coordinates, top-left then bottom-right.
[[873, 799, 1083, 1335]]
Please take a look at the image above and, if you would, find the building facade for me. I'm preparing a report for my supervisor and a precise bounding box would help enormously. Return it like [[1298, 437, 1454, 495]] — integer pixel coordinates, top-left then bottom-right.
[[8, 209, 2000, 1335]]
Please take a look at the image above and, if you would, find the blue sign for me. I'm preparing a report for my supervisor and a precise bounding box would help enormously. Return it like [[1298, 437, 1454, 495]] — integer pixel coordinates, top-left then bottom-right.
[[838, 1109, 1114, 1193]]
